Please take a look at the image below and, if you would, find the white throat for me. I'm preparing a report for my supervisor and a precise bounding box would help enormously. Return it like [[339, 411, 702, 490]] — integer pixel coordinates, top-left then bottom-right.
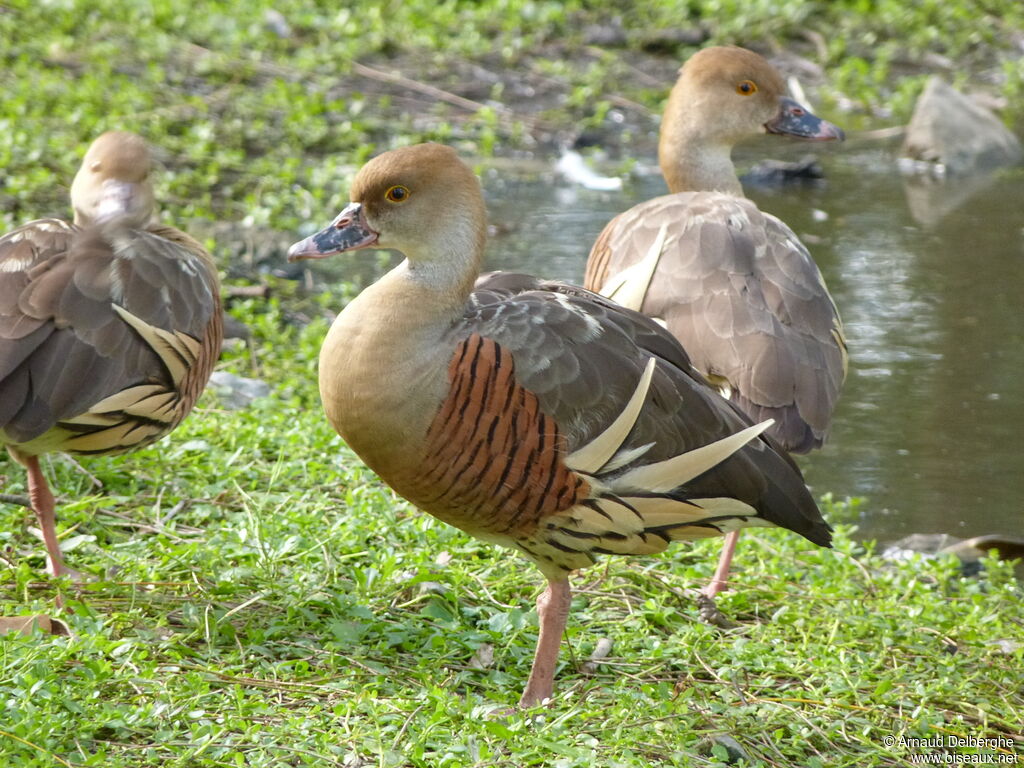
[[398, 208, 483, 293]]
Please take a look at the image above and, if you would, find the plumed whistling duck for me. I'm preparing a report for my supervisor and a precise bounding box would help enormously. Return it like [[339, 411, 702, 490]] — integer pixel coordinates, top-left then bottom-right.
[[0, 132, 222, 578], [585, 46, 848, 604], [289, 143, 831, 707]]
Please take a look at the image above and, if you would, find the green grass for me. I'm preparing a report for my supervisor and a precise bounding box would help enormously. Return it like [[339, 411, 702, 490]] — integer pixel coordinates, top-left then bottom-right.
[[2, 297, 1022, 767], [2, 0, 1023, 234]]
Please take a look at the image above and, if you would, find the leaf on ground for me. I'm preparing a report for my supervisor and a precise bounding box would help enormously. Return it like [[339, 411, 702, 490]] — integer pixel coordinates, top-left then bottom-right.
[[469, 643, 494, 670]]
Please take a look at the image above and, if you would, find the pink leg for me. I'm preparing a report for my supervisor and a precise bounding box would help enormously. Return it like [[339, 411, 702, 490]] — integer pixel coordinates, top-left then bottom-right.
[[702, 530, 741, 598], [24, 456, 68, 579], [519, 577, 571, 708]]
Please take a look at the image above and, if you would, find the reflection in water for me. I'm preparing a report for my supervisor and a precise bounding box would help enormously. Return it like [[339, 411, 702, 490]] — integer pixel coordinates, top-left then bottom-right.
[[307, 142, 1022, 544], [901, 169, 1000, 228], [476, 142, 1024, 544]]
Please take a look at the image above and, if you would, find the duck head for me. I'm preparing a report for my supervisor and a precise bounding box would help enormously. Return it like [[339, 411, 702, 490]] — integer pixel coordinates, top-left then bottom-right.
[[288, 143, 487, 269], [659, 46, 843, 193], [70, 131, 155, 228]]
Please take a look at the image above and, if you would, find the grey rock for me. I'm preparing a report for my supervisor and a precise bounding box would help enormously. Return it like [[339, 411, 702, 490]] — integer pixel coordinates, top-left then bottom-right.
[[882, 533, 1024, 564], [883, 533, 964, 560], [940, 535, 1024, 564], [221, 313, 252, 341], [901, 77, 1022, 176], [208, 371, 271, 410], [741, 155, 825, 187], [698, 734, 751, 764], [583, 19, 627, 48]]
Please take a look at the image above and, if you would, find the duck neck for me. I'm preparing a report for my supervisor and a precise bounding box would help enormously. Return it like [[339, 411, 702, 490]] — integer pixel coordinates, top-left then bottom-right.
[[404, 207, 484, 316], [402, 243, 482, 322], [318, 208, 486, 478], [341, 210, 485, 356], [658, 88, 744, 196]]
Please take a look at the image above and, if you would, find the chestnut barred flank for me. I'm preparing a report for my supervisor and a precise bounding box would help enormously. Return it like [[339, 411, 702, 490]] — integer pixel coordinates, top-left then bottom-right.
[[303, 140, 832, 707], [407, 334, 590, 536]]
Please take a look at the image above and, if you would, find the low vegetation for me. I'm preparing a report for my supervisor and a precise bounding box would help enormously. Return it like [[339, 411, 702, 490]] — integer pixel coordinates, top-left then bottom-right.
[[2, 0, 1022, 234], [2, 296, 1021, 767]]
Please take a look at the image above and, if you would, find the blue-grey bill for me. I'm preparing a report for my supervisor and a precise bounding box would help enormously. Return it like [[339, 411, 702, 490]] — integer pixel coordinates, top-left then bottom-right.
[[765, 97, 845, 141], [287, 202, 379, 261]]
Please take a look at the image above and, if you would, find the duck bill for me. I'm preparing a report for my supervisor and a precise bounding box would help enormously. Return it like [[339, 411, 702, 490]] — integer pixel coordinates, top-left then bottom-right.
[[765, 97, 845, 142], [287, 202, 379, 261], [95, 179, 141, 223]]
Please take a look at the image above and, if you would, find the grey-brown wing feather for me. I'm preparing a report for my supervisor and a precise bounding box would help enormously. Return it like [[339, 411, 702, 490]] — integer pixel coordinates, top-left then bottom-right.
[[464, 273, 829, 545], [586, 192, 847, 453], [0, 219, 220, 445]]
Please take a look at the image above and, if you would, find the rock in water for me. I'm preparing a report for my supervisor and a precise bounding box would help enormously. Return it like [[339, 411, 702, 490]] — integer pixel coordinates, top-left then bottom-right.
[[901, 77, 1022, 176]]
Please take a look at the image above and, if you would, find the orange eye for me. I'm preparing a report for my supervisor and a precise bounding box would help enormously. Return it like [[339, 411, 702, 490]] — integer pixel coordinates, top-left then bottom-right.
[[736, 80, 758, 95], [385, 185, 410, 203]]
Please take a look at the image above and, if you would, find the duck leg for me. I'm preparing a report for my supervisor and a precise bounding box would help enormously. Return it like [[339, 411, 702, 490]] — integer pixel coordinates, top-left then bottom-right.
[[519, 577, 571, 708], [23, 456, 68, 579], [696, 531, 742, 629], [703, 530, 740, 598]]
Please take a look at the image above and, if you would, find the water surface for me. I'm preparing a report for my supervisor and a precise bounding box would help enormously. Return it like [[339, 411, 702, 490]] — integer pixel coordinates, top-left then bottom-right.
[[312, 141, 1024, 545]]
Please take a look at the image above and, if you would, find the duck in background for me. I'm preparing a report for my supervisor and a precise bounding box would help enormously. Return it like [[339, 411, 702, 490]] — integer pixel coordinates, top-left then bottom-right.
[[0, 132, 222, 579], [584, 47, 847, 614]]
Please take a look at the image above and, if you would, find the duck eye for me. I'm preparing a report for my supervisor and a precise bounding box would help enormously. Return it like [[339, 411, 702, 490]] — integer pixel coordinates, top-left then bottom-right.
[[736, 80, 758, 96], [385, 185, 410, 203]]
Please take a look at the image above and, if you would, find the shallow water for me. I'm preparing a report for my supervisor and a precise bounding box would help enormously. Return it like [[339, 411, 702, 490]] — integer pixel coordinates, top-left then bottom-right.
[[311, 140, 1024, 545]]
